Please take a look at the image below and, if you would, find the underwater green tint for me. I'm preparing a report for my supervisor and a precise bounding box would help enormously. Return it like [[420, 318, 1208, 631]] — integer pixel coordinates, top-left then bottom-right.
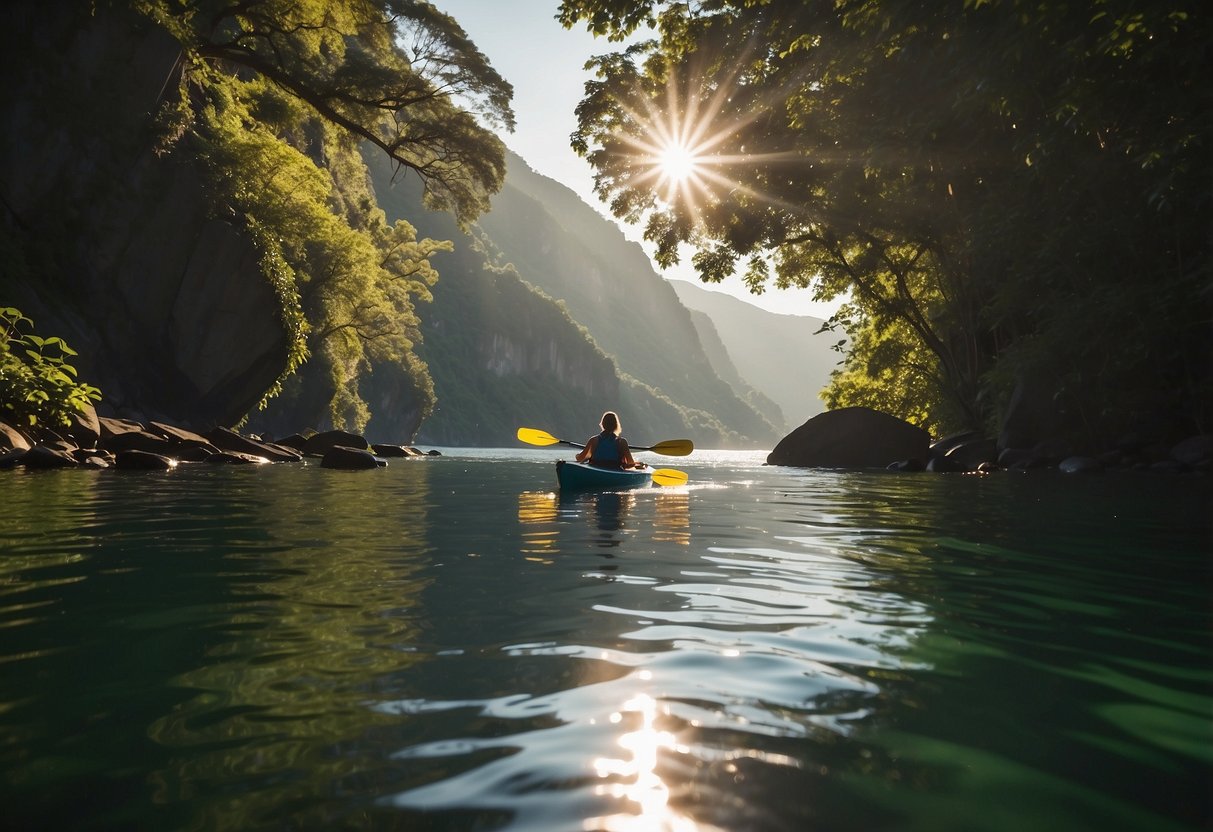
[[1, 450, 1209, 830]]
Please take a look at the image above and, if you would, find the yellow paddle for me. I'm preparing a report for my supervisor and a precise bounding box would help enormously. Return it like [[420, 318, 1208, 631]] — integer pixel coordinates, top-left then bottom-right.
[[651, 468, 689, 487], [516, 427, 693, 456]]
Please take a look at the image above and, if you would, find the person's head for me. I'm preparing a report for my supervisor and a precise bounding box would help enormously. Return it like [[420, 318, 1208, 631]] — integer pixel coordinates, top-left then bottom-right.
[[600, 411, 621, 435]]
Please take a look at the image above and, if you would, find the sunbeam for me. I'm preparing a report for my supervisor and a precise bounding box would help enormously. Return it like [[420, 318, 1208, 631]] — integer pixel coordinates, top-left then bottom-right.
[[603, 49, 807, 229]]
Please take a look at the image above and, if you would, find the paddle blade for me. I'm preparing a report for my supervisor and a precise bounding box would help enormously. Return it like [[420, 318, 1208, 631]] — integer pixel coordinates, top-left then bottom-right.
[[517, 427, 560, 447], [651, 468, 689, 487], [643, 438, 694, 457]]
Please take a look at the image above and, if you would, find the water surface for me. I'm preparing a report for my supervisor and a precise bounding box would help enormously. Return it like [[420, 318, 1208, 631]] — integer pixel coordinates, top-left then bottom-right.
[[1, 449, 1210, 830]]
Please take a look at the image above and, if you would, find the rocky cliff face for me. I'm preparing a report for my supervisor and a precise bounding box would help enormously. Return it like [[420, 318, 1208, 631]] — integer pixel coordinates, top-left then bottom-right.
[[1, 7, 291, 429]]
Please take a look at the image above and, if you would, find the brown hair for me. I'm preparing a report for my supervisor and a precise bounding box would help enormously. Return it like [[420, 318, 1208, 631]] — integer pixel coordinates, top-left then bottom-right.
[[600, 411, 621, 435]]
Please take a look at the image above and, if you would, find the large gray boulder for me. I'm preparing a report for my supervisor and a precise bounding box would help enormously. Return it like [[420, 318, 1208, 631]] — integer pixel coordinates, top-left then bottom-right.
[[767, 407, 930, 468]]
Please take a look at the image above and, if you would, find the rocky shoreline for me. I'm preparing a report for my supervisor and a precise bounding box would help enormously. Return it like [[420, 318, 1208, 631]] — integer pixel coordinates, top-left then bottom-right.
[[5, 403, 1210, 477], [766, 407, 1213, 475], [0, 406, 438, 472]]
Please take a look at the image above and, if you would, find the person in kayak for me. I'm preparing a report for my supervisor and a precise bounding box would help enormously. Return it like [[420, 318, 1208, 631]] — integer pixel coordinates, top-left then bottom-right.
[[576, 411, 647, 470]]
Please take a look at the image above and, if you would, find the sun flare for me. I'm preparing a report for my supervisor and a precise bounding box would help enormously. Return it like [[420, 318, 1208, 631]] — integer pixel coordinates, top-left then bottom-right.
[[607, 58, 809, 228], [659, 142, 700, 185], [616, 74, 757, 214]]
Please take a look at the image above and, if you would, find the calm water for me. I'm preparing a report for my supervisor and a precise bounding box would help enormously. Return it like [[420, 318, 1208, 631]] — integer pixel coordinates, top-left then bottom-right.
[[1, 448, 1210, 831]]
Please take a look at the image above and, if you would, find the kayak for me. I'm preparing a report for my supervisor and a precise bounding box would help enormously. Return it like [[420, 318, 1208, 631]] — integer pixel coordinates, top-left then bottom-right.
[[555, 459, 652, 491]]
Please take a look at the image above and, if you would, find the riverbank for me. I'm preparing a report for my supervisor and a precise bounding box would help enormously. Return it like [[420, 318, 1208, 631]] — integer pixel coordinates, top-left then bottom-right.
[[2, 403, 1209, 477], [0, 407, 437, 471]]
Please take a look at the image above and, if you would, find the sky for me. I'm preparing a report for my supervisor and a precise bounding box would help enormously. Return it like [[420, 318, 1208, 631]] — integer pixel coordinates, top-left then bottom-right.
[[429, 0, 839, 320]]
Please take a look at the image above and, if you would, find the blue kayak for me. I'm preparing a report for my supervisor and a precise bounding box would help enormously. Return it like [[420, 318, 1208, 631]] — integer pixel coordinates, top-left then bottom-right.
[[555, 460, 652, 491]]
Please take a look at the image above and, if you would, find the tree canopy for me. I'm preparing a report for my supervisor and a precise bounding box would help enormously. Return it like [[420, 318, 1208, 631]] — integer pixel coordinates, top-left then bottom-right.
[[134, 0, 516, 427], [560, 0, 1211, 444]]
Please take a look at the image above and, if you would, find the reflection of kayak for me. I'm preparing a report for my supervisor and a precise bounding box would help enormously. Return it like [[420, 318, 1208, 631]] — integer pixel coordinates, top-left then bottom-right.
[[556, 459, 652, 491]]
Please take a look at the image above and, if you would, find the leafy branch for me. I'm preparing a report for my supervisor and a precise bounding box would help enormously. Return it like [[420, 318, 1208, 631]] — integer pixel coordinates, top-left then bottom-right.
[[0, 307, 102, 429]]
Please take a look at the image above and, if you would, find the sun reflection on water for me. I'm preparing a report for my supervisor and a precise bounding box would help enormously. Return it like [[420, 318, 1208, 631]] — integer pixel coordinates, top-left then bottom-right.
[[517, 489, 693, 555], [587, 692, 717, 832]]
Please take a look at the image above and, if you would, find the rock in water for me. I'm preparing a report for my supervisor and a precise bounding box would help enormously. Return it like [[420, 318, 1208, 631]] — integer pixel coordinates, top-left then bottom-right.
[[320, 446, 384, 470], [304, 430, 370, 456], [767, 407, 929, 469]]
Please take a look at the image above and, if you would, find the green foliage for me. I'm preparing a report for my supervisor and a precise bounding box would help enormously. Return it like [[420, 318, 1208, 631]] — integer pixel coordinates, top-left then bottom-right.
[[821, 305, 957, 437], [561, 0, 1212, 443], [139, 0, 512, 227], [0, 307, 101, 429], [131, 0, 514, 430]]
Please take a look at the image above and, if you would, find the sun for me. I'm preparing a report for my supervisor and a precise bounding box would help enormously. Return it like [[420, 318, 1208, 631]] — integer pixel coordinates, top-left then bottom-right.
[[613, 65, 797, 218], [658, 142, 700, 185]]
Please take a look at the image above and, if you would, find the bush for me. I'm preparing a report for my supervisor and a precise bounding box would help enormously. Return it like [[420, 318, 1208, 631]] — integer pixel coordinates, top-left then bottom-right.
[[0, 306, 101, 428]]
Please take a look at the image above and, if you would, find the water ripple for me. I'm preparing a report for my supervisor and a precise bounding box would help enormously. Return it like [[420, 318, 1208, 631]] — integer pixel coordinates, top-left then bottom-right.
[[0, 455, 1208, 831]]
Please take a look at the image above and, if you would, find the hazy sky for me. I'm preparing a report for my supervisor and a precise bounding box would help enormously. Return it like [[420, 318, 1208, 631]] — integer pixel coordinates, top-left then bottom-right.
[[429, 0, 839, 319]]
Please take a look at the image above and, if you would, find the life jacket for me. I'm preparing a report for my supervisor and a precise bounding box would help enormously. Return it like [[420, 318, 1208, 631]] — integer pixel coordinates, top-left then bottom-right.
[[590, 430, 624, 468]]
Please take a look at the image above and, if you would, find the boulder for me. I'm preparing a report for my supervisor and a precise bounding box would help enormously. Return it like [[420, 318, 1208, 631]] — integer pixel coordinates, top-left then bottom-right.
[[320, 446, 384, 470], [0, 421, 32, 453], [205, 427, 302, 462], [767, 407, 930, 468], [304, 429, 369, 456], [101, 429, 177, 455], [63, 404, 101, 449], [944, 438, 999, 471], [98, 416, 147, 441], [22, 445, 78, 468], [148, 421, 213, 446], [929, 431, 981, 461], [115, 450, 178, 470]]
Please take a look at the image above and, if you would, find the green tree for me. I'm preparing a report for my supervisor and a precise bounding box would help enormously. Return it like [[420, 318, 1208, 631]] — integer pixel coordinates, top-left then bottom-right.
[[134, 0, 514, 427], [560, 0, 1211, 443]]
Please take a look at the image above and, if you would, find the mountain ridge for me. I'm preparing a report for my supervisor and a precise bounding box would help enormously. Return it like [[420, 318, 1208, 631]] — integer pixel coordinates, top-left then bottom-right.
[[668, 279, 840, 429], [361, 149, 784, 448]]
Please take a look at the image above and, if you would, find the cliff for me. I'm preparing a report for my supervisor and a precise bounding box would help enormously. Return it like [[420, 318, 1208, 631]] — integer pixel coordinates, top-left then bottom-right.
[[0, 6, 291, 429]]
